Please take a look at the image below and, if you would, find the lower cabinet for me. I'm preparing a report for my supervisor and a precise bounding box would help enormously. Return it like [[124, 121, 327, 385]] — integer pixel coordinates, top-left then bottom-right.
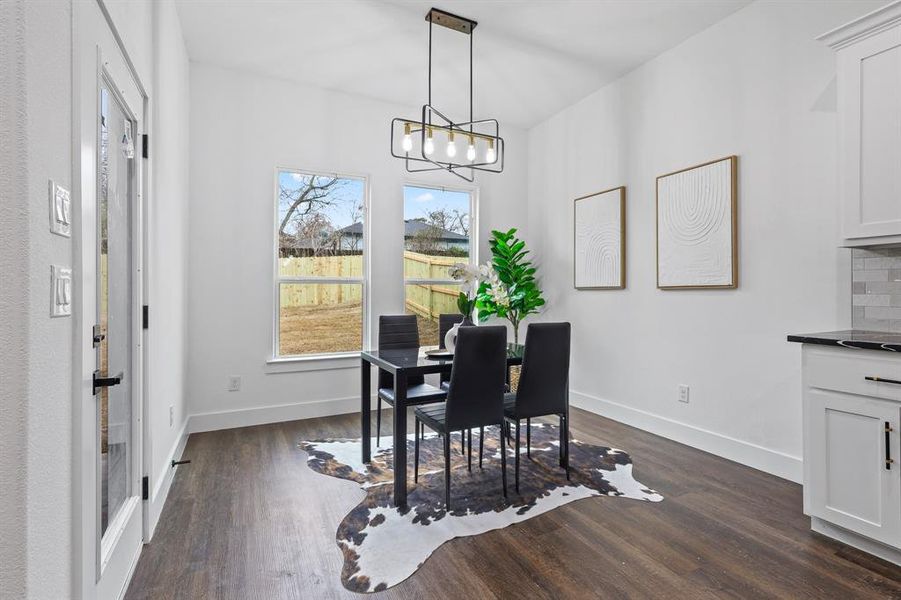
[[802, 345, 901, 558]]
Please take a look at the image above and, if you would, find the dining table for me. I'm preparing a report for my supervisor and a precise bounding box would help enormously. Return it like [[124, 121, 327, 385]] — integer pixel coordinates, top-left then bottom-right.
[[360, 343, 524, 507]]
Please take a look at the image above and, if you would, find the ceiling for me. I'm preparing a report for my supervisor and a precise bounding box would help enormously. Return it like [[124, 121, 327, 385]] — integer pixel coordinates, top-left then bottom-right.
[[175, 0, 751, 129]]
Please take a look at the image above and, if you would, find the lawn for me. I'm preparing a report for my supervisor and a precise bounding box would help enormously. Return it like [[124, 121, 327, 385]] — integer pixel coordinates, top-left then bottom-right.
[[278, 302, 444, 355]]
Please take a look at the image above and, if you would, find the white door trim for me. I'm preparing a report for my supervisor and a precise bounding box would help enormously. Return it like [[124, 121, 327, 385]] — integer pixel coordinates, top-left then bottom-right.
[[72, 1, 150, 598]]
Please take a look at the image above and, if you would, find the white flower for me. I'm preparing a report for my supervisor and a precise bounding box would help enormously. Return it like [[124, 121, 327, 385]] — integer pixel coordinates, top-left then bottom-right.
[[484, 267, 510, 307], [448, 262, 485, 299]]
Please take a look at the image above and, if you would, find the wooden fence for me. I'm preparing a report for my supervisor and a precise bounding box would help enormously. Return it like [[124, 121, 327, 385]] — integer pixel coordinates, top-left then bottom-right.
[[278, 252, 461, 315], [403, 251, 460, 318]]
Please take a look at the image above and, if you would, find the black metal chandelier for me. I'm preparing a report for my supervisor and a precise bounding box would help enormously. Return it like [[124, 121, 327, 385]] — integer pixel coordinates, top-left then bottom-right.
[[390, 7, 504, 182]]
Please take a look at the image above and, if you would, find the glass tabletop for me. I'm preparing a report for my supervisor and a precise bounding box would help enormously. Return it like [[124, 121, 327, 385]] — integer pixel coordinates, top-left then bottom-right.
[[361, 343, 524, 373]]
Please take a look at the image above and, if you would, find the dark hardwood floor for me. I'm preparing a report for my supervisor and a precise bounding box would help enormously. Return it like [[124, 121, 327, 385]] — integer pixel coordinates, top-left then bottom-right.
[[125, 408, 901, 599]]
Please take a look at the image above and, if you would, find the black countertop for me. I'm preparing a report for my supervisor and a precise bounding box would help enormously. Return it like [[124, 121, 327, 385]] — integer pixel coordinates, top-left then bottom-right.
[[787, 330, 901, 353]]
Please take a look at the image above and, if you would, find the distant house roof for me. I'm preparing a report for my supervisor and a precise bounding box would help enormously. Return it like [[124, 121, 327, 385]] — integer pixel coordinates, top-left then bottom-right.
[[338, 220, 467, 241]]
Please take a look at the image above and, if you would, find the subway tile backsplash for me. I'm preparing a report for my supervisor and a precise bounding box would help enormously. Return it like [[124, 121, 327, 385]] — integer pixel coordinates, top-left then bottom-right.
[[852, 247, 901, 332]]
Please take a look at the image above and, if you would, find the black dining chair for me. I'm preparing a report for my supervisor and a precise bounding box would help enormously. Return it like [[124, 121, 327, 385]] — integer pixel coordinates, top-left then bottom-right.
[[375, 315, 446, 445], [503, 322, 571, 492], [436, 313, 472, 455], [414, 326, 509, 509], [437, 315, 508, 458]]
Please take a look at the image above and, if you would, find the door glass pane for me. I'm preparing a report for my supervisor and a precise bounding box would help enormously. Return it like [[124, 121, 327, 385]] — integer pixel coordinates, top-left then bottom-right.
[[99, 84, 133, 536], [404, 283, 462, 347], [279, 283, 363, 356]]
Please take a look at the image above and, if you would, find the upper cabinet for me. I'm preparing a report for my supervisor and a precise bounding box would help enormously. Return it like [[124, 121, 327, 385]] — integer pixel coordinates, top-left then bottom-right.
[[820, 2, 901, 247]]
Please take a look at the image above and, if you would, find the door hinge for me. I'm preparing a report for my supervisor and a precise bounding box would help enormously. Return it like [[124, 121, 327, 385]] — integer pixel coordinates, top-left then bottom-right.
[[142, 134, 149, 159], [142, 305, 149, 329], [141, 476, 149, 500]]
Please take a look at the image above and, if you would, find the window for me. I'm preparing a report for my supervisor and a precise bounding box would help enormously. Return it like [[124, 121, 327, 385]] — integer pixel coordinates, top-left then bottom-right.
[[275, 169, 366, 358], [403, 184, 475, 346]]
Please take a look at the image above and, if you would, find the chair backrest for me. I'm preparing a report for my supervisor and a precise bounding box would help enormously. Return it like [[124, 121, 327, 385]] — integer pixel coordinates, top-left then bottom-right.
[[514, 322, 571, 418], [445, 326, 507, 430], [378, 315, 424, 388], [438, 313, 464, 349]]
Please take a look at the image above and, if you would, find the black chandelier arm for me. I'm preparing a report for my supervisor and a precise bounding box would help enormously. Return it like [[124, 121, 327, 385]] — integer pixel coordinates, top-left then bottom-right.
[[391, 8, 500, 178]]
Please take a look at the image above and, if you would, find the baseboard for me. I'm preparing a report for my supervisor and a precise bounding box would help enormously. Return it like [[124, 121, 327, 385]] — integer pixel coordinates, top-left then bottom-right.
[[570, 389, 803, 483], [811, 517, 901, 566], [187, 395, 364, 434], [147, 419, 188, 541]]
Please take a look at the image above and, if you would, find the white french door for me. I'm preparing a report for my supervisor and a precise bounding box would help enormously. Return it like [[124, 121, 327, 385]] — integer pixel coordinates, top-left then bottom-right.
[[75, 1, 147, 598]]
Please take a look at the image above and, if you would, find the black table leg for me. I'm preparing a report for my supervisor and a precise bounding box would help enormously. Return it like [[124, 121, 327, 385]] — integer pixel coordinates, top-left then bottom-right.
[[361, 357, 371, 463], [393, 371, 408, 507]]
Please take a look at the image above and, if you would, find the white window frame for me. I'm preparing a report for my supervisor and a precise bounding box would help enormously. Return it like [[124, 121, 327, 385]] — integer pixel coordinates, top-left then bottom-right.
[[270, 167, 370, 366], [403, 181, 479, 315]]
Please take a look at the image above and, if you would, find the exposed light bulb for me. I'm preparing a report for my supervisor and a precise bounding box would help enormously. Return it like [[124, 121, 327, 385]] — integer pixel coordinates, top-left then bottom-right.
[[446, 131, 457, 158], [423, 128, 435, 156], [466, 137, 476, 162], [485, 139, 496, 164], [402, 123, 413, 152]]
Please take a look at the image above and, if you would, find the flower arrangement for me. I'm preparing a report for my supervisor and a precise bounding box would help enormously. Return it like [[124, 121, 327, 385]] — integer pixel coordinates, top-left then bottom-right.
[[448, 262, 489, 322], [475, 228, 545, 344]]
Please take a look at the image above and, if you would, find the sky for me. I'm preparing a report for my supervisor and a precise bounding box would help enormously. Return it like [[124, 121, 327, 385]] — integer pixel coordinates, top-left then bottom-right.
[[278, 171, 365, 231], [278, 172, 471, 233], [403, 185, 470, 224]]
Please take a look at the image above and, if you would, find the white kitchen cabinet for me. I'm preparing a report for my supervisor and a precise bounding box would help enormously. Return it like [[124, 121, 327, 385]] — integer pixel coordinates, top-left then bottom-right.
[[819, 2, 901, 247], [801, 344, 901, 564]]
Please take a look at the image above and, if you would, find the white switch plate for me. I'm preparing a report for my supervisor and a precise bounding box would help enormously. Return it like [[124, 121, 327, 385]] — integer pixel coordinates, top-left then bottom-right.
[[49, 179, 71, 237], [227, 376, 241, 392], [50, 265, 72, 317], [169, 405, 174, 427], [678, 384, 690, 403]]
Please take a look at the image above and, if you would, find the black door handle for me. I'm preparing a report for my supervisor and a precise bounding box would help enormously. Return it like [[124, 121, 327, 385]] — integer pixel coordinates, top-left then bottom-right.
[[93, 370, 124, 395], [866, 376, 901, 386], [887, 422, 894, 471]]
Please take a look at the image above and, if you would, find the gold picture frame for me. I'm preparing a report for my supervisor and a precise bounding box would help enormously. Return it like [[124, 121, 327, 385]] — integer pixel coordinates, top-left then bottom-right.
[[656, 156, 738, 290], [573, 186, 626, 290]]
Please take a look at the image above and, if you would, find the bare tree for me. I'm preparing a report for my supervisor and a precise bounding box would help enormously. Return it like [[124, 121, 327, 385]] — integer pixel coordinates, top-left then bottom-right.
[[422, 208, 469, 236], [449, 208, 469, 237], [407, 224, 444, 255], [278, 175, 344, 239], [343, 201, 364, 253], [294, 212, 337, 255]]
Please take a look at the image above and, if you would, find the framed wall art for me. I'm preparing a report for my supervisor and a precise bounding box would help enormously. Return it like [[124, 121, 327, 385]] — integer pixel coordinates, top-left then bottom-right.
[[656, 156, 737, 289], [574, 186, 625, 290]]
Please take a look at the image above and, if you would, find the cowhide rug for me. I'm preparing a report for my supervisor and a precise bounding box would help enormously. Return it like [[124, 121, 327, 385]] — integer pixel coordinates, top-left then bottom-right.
[[300, 422, 663, 593]]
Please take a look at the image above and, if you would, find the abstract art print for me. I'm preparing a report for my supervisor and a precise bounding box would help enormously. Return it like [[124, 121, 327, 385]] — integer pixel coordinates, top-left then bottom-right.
[[656, 156, 737, 289], [574, 186, 625, 289]]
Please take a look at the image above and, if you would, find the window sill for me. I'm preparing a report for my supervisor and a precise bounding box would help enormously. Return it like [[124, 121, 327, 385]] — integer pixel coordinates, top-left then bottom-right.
[[265, 352, 361, 374]]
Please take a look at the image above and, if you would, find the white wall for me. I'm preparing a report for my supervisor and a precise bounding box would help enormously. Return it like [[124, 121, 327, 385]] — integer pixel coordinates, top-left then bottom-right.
[[146, 0, 191, 537], [187, 63, 528, 429], [0, 1, 73, 598], [0, 0, 189, 596], [527, 0, 884, 482]]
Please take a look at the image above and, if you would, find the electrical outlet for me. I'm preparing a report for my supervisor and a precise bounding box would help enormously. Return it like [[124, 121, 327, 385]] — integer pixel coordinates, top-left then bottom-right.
[[227, 376, 242, 392], [169, 405, 174, 427], [678, 384, 690, 403]]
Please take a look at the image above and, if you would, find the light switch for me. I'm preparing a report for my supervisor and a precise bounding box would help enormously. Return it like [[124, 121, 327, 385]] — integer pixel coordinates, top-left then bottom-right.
[[50, 265, 72, 317], [49, 179, 71, 237]]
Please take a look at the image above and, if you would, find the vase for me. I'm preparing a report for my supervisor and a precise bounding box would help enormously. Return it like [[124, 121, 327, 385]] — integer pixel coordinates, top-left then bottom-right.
[[444, 317, 475, 353]]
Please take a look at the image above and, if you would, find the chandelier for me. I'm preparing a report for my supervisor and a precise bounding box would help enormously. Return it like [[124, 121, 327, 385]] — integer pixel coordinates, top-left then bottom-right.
[[390, 7, 504, 182]]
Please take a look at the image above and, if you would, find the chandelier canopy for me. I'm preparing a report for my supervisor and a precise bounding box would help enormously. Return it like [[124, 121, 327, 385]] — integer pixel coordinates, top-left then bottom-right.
[[390, 7, 504, 182]]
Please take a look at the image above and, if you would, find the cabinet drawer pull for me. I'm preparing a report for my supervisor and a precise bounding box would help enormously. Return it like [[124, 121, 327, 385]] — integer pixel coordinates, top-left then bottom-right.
[[887, 422, 894, 471], [865, 376, 901, 386]]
